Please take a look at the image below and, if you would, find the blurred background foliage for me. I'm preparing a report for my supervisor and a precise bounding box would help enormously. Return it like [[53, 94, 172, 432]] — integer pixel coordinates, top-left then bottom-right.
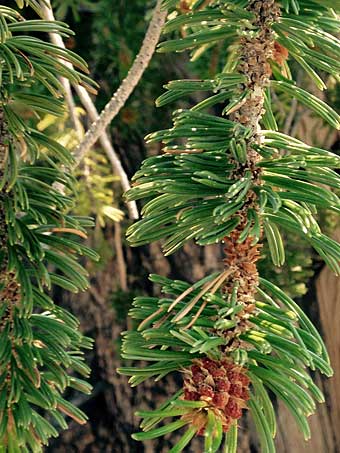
[[9, 0, 339, 450]]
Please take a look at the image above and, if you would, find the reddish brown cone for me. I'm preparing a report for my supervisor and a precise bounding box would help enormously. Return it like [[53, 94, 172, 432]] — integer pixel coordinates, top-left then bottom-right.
[[182, 358, 250, 434]]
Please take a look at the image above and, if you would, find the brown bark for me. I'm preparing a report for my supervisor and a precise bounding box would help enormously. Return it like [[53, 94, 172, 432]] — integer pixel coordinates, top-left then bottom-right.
[[273, 248, 340, 453]]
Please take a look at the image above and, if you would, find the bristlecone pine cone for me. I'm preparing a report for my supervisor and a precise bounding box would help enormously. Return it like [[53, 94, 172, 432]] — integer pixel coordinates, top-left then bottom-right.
[[182, 358, 250, 434]]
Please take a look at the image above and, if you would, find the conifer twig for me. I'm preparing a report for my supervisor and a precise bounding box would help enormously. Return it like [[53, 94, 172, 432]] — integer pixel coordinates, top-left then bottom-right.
[[74, 0, 167, 164]]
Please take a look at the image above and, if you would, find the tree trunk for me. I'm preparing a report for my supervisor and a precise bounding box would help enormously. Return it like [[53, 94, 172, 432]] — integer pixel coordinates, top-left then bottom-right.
[[273, 248, 340, 453]]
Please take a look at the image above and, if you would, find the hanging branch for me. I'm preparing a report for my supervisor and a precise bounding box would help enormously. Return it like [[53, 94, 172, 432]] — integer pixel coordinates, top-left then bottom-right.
[[119, 0, 340, 451], [40, 0, 139, 220], [0, 3, 99, 449], [74, 0, 167, 165]]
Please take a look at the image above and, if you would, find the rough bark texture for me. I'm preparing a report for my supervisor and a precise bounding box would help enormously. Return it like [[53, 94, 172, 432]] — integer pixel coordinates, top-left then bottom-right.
[[274, 256, 340, 453], [314, 230, 340, 452]]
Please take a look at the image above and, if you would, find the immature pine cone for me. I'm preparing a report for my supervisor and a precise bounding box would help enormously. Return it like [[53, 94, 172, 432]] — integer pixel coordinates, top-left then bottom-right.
[[183, 357, 250, 434]]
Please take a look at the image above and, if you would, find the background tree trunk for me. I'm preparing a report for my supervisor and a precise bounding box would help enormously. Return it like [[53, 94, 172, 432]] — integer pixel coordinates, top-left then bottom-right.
[[312, 229, 340, 452]]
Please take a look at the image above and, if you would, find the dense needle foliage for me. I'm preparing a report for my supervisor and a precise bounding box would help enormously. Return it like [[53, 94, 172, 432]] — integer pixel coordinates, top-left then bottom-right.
[[0, 1, 97, 450], [120, 1, 340, 452]]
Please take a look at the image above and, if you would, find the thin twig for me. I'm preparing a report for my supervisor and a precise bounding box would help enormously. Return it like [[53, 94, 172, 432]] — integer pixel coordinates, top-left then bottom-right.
[[40, 0, 139, 220], [73, 86, 139, 220], [74, 0, 167, 165]]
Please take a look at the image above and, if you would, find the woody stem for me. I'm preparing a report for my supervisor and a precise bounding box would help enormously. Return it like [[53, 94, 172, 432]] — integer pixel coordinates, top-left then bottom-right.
[[221, 0, 281, 342]]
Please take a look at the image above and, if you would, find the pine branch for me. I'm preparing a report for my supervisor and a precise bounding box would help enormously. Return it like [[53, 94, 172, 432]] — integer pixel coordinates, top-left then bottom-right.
[[120, 0, 340, 451], [0, 5, 98, 450]]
